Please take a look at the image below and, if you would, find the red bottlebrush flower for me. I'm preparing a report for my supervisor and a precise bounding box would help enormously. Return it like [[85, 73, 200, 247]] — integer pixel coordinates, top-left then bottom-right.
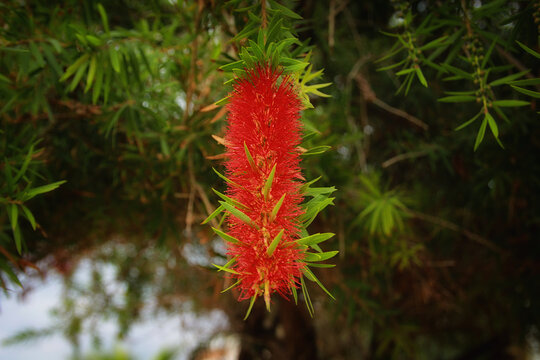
[[222, 65, 305, 310]]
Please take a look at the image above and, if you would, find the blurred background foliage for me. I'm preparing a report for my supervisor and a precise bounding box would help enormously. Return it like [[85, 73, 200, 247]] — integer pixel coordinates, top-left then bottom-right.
[[1, 0, 539, 359]]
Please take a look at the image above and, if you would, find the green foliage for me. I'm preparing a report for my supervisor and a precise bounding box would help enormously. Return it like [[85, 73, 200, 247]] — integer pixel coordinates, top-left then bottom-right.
[[0, 1, 539, 359], [380, 0, 539, 149]]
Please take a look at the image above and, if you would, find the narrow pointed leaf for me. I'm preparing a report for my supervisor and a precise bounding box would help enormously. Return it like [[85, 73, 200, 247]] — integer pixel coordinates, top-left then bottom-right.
[[267, 229, 284, 256], [302, 267, 336, 300], [21, 205, 36, 230], [492, 100, 530, 107], [486, 112, 498, 138], [415, 67, 428, 87], [212, 263, 240, 275], [511, 85, 540, 98], [296, 233, 334, 246], [201, 204, 224, 224], [455, 110, 482, 131], [300, 277, 314, 317], [474, 118, 488, 151], [244, 142, 257, 171], [221, 280, 241, 293], [303, 250, 339, 262], [516, 40, 540, 59], [212, 188, 247, 209], [212, 227, 242, 244], [212, 168, 244, 189], [269, 193, 286, 222], [9, 204, 18, 231], [262, 164, 276, 199], [219, 201, 257, 228], [244, 294, 257, 320]]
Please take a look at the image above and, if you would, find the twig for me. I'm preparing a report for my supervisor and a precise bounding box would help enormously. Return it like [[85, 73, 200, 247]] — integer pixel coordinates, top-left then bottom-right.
[[328, 0, 335, 51], [371, 97, 429, 130], [183, 0, 204, 122], [381, 149, 430, 168], [406, 209, 506, 255], [261, 0, 267, 28]]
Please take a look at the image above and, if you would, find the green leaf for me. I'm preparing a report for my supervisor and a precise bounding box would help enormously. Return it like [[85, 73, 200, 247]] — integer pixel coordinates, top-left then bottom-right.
[[290, 282, 298, 304], [396, 68, 415, 76], [0, 73, 12, 84], [29, 42, 45, 67], [0, 261, 22, 288], [13, 144, 34, 184], [84, 55, 97, 93], [9, 204, 18, 231], [303, 250, 339, 262], [269, 193, 286, 222], [489, 70, 529, 86], [21, 205, 36, 230], [492, 100, 530, 107], [42, 44, 62, 77], [109, 48, 121, 73], [511, 85, 540, 99], [201, 204, 224, 225], [474, 117, 488, 151], [212, 263, 239, 275], [415, 67, 428, 87], [97, 3, 110, 34], [92, 62, 104, 104], [301, 145, 331, 156], [267, 229, 284, 256], [262, 164, 276, 200], [219, 256, 238, 273], [485, 112, 498, 138], [266, 18, 283, 47], [85, 35, 102, 47], [212, 188, 247, 210], [419, 35, 448, 51], [306, 263, 336, 268], [219, 201, 257, 229], [212, 168, 244, 189], [302, 267, 335, 300], [60, 53, 90, 82], [269, 0, 302, 19], [300, 277, 314, 317], [481, 37, 498, 68], [68, 60, 88, 92], [244, 294, 257, 320], [221, 280, 241, 293], [13, 226, 22, 255], [516, 41, 540, 59], [232, 21, 258, 42], [214, 96, 230, 106], [22, 180, 66, 201], [455, 110, 482, 131], [212, 227, 242, 244], [248, 40, 264, 61], [509, 78, 540, 86], [438, 95, 476, 103], [244, 142, 257, 171], [296, 233, 334, 246]]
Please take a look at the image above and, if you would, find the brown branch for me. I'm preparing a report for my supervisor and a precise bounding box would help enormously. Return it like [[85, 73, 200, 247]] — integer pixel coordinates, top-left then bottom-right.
[[183, 1, 204, 123], [261, 0, 267, 28], [371, 97, 429, 130], [406, 209, 506, 255], [381, 149, 431, 168]]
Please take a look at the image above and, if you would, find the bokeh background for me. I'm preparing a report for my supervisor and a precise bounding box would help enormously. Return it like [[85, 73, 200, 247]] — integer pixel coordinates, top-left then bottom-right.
[[1, 0, 539, 359]]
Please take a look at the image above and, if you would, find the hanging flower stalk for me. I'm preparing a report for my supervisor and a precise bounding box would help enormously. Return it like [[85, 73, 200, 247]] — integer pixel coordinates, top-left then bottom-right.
[[224, 64, 304, 310], [204, 63, 337, 318]]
